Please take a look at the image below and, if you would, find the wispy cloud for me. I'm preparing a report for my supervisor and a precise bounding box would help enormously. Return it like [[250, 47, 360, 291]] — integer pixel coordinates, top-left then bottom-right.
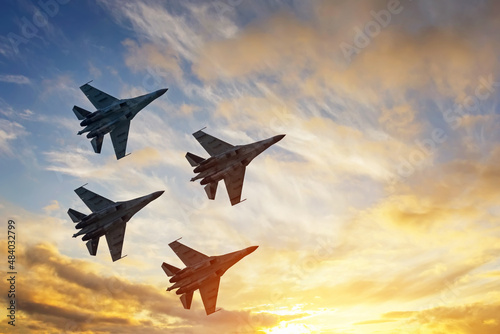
[[3, 1, 500, 333], [0, 74, 30, 84], [0, 118, 27, 156]]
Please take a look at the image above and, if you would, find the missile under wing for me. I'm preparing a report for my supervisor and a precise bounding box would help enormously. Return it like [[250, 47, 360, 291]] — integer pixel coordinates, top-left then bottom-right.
[[72, 82, 168, 159], [67, 186, 164, 261], [162, 240, 258, 315], [185, 130, 285, 205]]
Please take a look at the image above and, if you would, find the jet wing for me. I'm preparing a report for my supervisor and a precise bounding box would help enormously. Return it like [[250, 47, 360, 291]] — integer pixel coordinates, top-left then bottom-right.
[[110, 120, 130, 160], [74, 186, 115, 213], [169, 240, 209, 266], [193, 130, 234, 157], [199, 276, 220, 315], [80, 83, 118, 110], [223, 166, 246, 206], [105, 223, 126, 262]]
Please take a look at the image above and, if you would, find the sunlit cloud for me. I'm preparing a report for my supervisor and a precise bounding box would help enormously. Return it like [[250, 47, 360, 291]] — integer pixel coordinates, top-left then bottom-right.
[[2, 0, 500, 333], [0, 242, 285, 334], [0, 118, 27, 156], [43, 200, 60, 213]]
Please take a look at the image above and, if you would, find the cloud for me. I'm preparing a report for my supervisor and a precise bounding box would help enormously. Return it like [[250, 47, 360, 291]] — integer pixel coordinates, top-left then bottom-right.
[[0, 74, 31, 84], [88, 61, 102, 78], [122, 38, 183, 85], [408, 303, 500, 334], [0, 242, 282, 334], [0, 118, 27, 156], [354, 319, 395, 325], [3, 1, 500, 333], [38, 75, 82, 102], [191, 0, 499, 98], [43, 200, 60, 213], [382, 311, 416, 319], [100, 0, 239, 61], [354, 304, 500, 333]]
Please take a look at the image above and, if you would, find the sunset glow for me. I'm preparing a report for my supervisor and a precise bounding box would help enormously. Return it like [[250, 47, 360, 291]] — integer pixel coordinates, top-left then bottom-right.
[[1, 0, 499, 333]]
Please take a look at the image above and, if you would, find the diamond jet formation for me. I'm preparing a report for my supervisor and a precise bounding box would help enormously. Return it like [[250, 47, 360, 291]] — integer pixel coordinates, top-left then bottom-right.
[[185, 129, 286, 205], [162, 240, 258, 315], [67, 186, 164, 262], [72, 81, 168, 159]]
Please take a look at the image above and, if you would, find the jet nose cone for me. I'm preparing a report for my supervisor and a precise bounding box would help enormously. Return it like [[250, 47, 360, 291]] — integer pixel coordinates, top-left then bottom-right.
[[156, 88, 168, 97], [151, 190, 165, 200], [273, 134, 286, 143], [247, 246, 259, 254]]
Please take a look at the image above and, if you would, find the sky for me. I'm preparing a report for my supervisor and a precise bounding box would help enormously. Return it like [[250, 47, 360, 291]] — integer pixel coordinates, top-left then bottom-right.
[[0, 0, 500, 333]]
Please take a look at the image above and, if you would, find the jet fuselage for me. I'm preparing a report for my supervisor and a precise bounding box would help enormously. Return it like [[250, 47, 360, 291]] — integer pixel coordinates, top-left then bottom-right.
[[191, 134, 285, 184], [77, 89, 167, 138], [166, 246, 258, 295], [72, 191, 164, 240]]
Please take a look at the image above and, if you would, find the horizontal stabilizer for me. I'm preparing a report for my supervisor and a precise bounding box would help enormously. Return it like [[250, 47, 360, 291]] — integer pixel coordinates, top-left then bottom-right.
[[73, 105, 91, 120], [161, 262, 181, 277], [186, 152, 205, 167], [86, 238, 99, 256], [204, 182, 218, 200], [67, 208, 86, 223], [180, 292, 194, 310], [91, 136, 103, 154]]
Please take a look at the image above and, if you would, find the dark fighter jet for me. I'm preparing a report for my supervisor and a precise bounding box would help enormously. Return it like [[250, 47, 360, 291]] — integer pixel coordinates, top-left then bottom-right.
[[68, 186, 164, 261], [186, 129, 285, 205], [72, 82, 168, 159]]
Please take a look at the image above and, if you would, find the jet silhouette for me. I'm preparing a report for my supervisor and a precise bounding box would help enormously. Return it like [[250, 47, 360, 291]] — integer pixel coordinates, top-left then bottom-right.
[[73, 82, 167, 159], [162, 240, 258, 315], [186, 129, 285, 205], [68, 186, 164, 261]]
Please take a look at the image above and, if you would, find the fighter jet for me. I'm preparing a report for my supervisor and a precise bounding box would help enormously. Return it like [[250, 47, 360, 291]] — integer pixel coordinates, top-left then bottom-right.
[[72, 81, 168, 159], [67, 186, 164, 262], [186, 129, 285, 205], [162, 240, 258, 315]]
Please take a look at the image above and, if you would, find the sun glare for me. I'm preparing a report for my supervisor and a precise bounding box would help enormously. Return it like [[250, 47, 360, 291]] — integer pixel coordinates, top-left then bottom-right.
[[263, 322, 313, 334]]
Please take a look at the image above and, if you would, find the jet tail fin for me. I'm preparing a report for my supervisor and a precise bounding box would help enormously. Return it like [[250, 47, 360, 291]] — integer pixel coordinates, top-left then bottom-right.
[[67, 208, 86, 223], [180, 292, 194, 309], [161, 262, 181, 277], [204, 182, 218, 200], [91, 136, 103, 154], [186, 152, 205, 167], [73, 105, 91, 120], [86, 238, 99, 256]]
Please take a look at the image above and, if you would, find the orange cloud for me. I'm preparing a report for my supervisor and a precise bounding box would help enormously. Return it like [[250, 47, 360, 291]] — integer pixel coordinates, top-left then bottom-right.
[[123, 39, 183, 83], [409, 303, 500, 334], [0, 242, 282, 334], [192, 1, 499, 102]]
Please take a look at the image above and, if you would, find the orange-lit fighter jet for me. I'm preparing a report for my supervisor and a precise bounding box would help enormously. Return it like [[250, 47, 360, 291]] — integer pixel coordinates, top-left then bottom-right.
[[162, 239, 258, 315]]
